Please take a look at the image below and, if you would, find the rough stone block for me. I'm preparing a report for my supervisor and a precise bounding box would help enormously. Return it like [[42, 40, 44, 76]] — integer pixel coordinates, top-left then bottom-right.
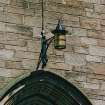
[[88, 30, 105, 40], [0, 60, 5, 68], [91, 99, 103, 105], [47, 62, 56, 69], [103, 57, 105, 63], [54, 56, 64, 63], [55, 50, 64, 56], [0, 44, 4, 49], [5, 61, 22, 69], [86, 11, 100, 18], [80, 37, 97, 45], [6, 13, 23, 24], [0, 11, 6, 22], [0, 49, 14, 59], [86, 55, 102, 62], [101, 82, 105, 90], [33, 26, 41, 38], [94, 4, 105, 13], [0, 22, 5, 32], [0, 0, 11, 4], [100, 13, 105, 20], [15, 51, 35, 59], [101, 25, 105, 31], [89, 46, 105, 57], [0, 68, 24, 77], [83, 82, 100, 89], [27, 40, 40, 52], [7, 39, 27, 47], [65, 53, 86, 66], [66, 36, 81, 46], [55, 63, 73, 70], [5, 45, 27, 51], [24, 8, 35, 16], [72, 28, 87, 36], [7, 6, 24, 14], [98, 39, 105, 47], [6, 23, 33, 35], [24, 16, 37, 26], [22, 59, 36, 69], [74, 46, 88, 54], [80, 17, 100, 30], [100, 19, 105, 26], [87, 62, 105, 75]]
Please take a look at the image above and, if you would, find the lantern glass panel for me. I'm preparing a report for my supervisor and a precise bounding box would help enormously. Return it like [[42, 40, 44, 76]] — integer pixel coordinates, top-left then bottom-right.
[[54, 33, 66, 49]]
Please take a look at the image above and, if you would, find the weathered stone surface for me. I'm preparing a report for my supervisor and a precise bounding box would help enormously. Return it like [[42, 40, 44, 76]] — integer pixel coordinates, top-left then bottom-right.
[[101, 82, 105, 90], [91, 99, 104, 105], [0, 60, 5, 68], [65, 71, 87, 82], [74, 46, 88, 54], [0, 22, 5, 32], [55, 50, 64, 56], [87, 30, 105, 39], [83, 82, 100, 90], [55, 62, 73, 70], [58, 0, 94, 9], [0, 68, 24, 77], [33, 27, 41, 38], [0, 44, 4, 49], [86, 11, 100, 18], [80, 37, 97, 45], [94, 4, 105, 13], [87, 62, 105, 75], [0, 49, 14, 59], [5, 45, 27, 51], [98, 39, 105, 47], [6, 23, 33, 35], [22, 59, 36, 69], [100, 13, 105, 20], [80, 17, 100, 30], [65, 53, 86, 66], [66, 36, 81, 46], [4, 40, 27, 47], [6, 13, 23, 24], [27, 40, 41, 52], [5, 61, 22, 69], [72, 28, 87, 36], [15, 51, 35, 59], [7, 6, 24, 14], [86, 55, 102, 62], [0, 0, 11, 4], [89, 46, 105, 57], [103, 57, 105, 63]]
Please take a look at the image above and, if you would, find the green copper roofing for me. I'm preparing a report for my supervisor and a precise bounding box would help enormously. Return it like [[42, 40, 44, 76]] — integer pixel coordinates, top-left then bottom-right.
[[0, 72, 31, 99], [0, 70, 92, 105]]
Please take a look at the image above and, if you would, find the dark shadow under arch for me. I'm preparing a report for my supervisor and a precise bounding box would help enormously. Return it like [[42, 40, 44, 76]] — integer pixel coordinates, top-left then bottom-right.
[[0, 70, 92, 105]]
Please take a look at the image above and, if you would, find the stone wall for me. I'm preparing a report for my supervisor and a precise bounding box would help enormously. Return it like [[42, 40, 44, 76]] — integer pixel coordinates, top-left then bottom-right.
[[0, 0, 105, 104]]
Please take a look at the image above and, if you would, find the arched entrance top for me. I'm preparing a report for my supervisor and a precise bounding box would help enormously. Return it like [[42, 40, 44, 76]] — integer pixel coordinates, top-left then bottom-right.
[[0, 70, 92, 105], [0, 72, 31, 100]]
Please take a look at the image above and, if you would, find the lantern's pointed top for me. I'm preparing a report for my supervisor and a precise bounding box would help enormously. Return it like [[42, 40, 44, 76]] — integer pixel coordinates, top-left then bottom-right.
[[56, 19, 65, 31], [52, 19, 68, 34]]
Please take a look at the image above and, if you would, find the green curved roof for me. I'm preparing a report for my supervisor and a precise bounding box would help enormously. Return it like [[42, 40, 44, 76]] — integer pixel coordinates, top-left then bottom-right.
[[0, 70, 92, 105], [0, 72, 31, 99]]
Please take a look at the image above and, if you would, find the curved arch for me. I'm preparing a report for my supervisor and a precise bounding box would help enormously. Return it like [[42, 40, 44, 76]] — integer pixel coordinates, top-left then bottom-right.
[[0, 70, 92, 105]]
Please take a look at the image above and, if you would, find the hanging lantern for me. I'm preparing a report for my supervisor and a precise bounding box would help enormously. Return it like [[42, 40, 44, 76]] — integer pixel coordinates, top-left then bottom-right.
[[52, 19, 68, 49]]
